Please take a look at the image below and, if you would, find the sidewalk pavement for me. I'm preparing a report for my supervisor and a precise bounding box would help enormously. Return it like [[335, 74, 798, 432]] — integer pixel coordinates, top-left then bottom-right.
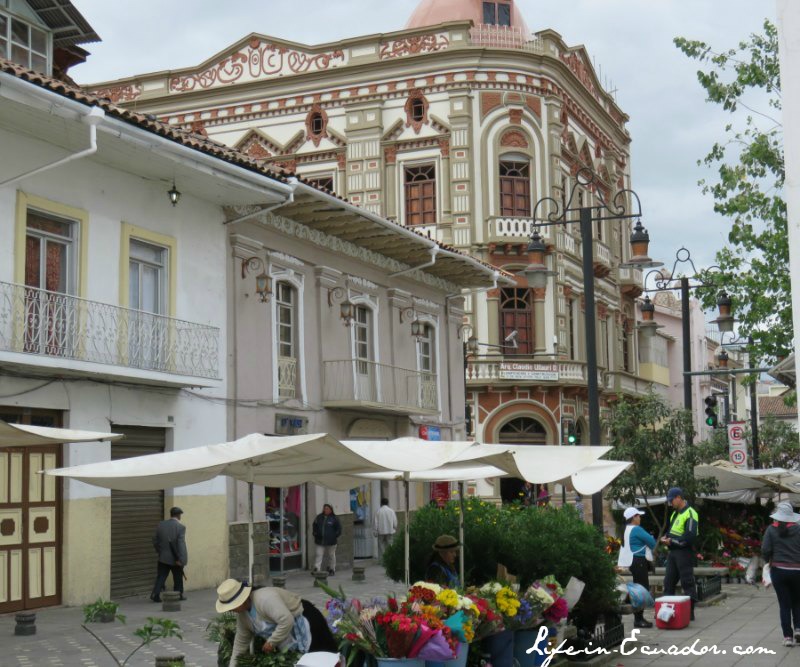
[[2, 566, 797, 666]]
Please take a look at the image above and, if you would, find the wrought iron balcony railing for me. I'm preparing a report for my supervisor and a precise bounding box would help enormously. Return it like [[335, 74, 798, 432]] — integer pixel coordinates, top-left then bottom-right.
[[0, 281, 219, 379], [322, 359, 438, 415]]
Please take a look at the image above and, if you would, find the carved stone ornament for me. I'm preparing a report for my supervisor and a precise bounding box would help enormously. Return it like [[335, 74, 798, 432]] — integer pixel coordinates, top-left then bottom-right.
[[92, 83, 142, 104], [380, 33, 450, 59], [500, 130, 529, 149], [508, 108, 523, 125], [384, 145, 398, 165], [405, 89, 429, 134], [170, 40, 346, 92], [305, 104, 329, 147], [438, 137, 450, 158]]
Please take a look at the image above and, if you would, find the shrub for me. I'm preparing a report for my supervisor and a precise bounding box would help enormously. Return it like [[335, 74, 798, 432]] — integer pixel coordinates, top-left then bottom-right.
[[383, 500, 617, 627]]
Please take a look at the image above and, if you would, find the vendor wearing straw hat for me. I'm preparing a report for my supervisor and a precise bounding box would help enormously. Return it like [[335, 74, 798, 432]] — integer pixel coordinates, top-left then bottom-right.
[[425, 534, 461, 588], [761, 501, 800, 647], [215, 579, 312, 666]]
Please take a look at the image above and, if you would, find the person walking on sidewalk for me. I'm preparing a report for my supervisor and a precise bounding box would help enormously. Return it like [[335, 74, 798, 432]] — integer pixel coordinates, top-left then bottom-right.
[[312, 503, 341, 575], [372, 497, 397, 561], [619, 507, 656, 628], [661, 487, 698, 620], [150, 506, 187, 602], [761, 501, 800, 647]]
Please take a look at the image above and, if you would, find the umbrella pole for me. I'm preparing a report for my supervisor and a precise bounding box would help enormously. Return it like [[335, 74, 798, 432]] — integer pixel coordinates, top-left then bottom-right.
[[458, 481, 465, 587], [404, 476, 410, 588], [248, 475, 255, 585]]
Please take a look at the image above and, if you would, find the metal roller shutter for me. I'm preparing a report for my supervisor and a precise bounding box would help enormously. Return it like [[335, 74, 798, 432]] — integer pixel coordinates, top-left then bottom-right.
[[110, 426, 165, 598]]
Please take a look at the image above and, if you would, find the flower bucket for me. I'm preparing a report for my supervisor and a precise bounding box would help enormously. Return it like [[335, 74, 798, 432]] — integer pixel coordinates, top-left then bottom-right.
[[483, 629, 514, 667], [425, 642, 468, 667], [376, 659, 425, 667], [514, 626, 557, 667]]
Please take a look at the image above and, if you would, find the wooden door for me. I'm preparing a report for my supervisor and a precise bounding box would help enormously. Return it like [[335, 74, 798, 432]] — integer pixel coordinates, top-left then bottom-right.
[[0, 409, 62, 613]]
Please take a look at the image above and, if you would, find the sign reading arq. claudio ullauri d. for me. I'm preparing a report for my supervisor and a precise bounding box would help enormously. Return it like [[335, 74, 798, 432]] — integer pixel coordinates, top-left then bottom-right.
[[498, 362, 559, 381]]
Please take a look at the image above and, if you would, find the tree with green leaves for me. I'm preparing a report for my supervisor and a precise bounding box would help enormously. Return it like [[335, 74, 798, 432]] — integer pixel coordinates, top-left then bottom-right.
[[675, 20, 790, 363], [606, 393, 717, 536]]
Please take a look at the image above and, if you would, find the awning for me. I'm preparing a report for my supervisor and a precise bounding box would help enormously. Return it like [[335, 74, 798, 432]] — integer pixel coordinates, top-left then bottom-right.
[[0, 419, 122, 447]]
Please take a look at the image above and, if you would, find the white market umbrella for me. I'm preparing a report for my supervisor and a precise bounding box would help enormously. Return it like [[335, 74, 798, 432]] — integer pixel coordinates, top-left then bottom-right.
[[0, 419, 122, 447], [695, 461, 800, 496], [46, 433, 477, 583], [570, 460, 633, 495]]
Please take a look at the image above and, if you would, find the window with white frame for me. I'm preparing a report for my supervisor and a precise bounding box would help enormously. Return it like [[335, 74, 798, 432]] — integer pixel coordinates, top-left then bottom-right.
[[129, 239, 167, 315], [417, 323, 435, 373], [128, 238, 168, 370], [276, 282, 298, 399], [0, 9, 49, 73], [404, 164, 437, 226], [23, 209, 77, 355], [353, 305, 374, 376], [417, 323, 438, 411]]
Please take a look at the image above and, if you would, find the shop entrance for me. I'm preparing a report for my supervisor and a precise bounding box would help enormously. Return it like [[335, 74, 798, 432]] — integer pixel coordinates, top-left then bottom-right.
[[266, 485, 304, 572]]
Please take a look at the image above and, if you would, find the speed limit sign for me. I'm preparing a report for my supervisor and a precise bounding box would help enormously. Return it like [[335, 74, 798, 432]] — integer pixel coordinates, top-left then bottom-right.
[[728, 421, 747, 468]]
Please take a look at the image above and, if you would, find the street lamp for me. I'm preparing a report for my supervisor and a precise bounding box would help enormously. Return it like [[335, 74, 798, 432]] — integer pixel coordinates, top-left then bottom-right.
[[642, 248, 727, 434], [526, 167, 660, 529]]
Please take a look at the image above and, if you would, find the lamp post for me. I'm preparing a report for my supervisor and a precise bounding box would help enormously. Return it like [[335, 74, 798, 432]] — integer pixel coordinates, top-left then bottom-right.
[[640, 248, 726, 443], [526, 168, 660, 529]]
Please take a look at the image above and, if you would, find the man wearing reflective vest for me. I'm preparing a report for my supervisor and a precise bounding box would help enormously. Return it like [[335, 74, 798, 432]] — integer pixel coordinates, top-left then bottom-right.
[[660, 487, 699, 620]]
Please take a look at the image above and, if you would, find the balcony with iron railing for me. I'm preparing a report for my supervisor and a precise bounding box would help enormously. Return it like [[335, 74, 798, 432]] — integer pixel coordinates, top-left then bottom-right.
[[322, 359, 438, 415], [0, 281, 220, 386], [466, 356, 602, 387]]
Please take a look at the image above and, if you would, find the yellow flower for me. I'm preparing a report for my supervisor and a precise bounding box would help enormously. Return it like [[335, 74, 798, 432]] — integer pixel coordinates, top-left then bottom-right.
[[437, 589, 459, 608]]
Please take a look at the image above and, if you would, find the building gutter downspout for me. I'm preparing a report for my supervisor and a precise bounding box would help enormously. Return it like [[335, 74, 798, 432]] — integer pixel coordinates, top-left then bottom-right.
[[0, 105, 105, 188], [389, 246, 440, 278], [222, 187, 296, 225]]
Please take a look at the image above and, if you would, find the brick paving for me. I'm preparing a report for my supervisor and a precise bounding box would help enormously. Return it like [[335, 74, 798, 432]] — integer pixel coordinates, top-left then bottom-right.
[[2, 565, 797, 666]]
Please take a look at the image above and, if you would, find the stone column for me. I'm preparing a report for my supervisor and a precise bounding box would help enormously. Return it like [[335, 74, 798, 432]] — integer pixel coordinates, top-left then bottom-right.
[[384, 145, 398, 220], [533, 287, 547, 354]]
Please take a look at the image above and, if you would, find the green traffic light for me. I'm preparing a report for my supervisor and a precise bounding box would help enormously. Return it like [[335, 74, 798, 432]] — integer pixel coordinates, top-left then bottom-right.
[[567, 434, 577, 444]]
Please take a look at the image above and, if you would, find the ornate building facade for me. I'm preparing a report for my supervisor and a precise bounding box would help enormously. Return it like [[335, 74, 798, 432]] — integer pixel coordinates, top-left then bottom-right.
[[92, 0, 651, 506]]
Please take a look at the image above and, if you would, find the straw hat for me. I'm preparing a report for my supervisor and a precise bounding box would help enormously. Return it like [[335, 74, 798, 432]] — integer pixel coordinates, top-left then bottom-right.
[[215, 578, 252, 613], [432, 534, 460, 551], [770, 501, 800, 524]]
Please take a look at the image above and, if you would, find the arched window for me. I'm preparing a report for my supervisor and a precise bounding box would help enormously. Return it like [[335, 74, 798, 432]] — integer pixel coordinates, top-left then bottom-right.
[[499, 160, 531, 217], [498, 416, 547, 503], [404, 164, 437, 226], [499, 288, 532, 355]]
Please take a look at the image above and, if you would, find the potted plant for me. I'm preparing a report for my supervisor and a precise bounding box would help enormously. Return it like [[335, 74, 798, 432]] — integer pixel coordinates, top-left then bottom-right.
[[83, 598, 125, 624]]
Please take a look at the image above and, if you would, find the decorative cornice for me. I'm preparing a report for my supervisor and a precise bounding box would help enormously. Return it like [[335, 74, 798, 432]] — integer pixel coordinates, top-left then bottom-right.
[[261, 212, 460, 292], [347, 275, 379, 291], [268, 250, 304, 267]]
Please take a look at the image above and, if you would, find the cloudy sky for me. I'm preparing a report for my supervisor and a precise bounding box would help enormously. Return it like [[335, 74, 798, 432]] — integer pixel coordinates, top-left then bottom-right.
[[71, 0, 777, 271]]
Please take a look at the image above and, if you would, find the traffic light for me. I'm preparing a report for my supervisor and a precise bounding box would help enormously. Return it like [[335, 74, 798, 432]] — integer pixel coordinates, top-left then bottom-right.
[[704, 395, 719, 428], [562, 419, 577, 445]]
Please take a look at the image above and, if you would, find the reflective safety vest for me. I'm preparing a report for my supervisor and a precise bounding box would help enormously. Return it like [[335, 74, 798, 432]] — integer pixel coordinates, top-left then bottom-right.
[[668, 505, 699, 538]]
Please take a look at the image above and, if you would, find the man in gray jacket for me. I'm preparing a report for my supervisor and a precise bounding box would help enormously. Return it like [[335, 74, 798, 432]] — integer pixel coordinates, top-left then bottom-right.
[[150, 506, 187, 602]]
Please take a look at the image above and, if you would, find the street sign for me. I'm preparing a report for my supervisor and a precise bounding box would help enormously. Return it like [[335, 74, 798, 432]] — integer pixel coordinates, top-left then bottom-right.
[[727, 421, 747, 469]]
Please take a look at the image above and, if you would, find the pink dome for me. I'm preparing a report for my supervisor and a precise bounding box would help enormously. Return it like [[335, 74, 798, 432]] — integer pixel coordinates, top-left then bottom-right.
[[405, 0, 529, 34]]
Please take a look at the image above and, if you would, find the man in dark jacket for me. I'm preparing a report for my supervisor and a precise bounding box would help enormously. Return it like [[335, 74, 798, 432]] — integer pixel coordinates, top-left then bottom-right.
[[150, 506, 188, 602], [312, 504, 341, 575], [661, 488, 698, 619]]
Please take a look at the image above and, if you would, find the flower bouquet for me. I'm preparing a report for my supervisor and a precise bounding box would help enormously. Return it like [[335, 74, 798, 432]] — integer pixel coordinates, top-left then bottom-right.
[[534, 577, 569, 624], [325, 588, 459, 663]]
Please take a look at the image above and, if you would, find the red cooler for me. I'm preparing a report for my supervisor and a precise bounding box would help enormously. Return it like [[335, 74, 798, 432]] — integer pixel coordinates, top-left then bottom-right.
[[654, 595, 691, 629]]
